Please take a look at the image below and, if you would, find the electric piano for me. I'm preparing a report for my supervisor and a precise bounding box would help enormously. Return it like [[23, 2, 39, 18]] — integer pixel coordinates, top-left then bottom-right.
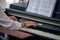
[[5, 0, 60, 40], [5, 8, 60, 40]]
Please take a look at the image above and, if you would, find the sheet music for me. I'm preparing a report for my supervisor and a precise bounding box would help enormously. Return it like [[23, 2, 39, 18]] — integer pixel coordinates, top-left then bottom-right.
[[26, 0, 56, 17]]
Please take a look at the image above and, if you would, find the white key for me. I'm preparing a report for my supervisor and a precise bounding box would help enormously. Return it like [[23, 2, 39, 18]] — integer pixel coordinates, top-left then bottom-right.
[[20, 28, 60, 40], [38, 23, 43, 26]]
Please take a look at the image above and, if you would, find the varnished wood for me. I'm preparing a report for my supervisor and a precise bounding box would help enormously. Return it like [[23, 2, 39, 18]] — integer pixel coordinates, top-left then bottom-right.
[[0, 27, 33, 39]]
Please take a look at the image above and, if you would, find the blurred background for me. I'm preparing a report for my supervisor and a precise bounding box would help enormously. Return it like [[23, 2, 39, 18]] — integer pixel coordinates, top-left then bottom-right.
[[1, 0, 29, 8]]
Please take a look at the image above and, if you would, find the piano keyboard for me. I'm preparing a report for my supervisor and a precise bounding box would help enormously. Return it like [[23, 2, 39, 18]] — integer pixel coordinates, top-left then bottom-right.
[[20, 28, 60, 40], [18, 17, 60, 40], [19, 18, 60, 35]]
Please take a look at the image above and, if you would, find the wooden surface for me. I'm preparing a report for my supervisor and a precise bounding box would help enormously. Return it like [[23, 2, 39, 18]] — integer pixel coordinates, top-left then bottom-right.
[[0, 27, 33, 39]]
